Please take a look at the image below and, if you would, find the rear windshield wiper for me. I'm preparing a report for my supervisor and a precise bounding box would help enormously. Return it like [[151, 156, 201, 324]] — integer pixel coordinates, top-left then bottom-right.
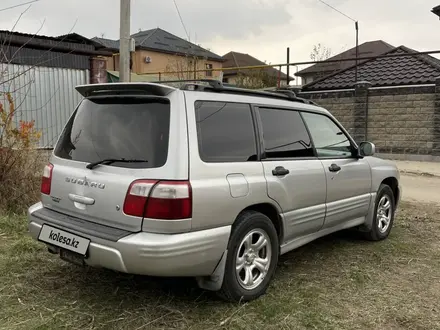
[[86, 158, 148, 170]]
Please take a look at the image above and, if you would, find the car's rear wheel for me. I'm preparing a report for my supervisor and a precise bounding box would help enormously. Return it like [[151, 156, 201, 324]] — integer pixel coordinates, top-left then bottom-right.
[[217, 211, 279, 302], [364, 184, 395, 241]]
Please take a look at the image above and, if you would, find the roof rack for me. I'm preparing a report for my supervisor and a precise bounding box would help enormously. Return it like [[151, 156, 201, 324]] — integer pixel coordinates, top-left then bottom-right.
[[151, 79, 315, 105], [261, 87, 318, 106], [150, 79, 223, 89], [266, 88, 297, 98]]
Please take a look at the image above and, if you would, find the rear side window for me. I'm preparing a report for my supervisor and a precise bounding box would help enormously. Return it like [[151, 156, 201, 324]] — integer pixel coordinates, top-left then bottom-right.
[[258, 108, 314, 159], [195, 101, 257, 162], [54, 97, 170, 168]]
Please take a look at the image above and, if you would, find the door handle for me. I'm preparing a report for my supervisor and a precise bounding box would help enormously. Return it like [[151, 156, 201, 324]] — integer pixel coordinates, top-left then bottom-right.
[[272, 166, 290, 176], [68, 193, 95, 205], [328, 164, 341, 172]]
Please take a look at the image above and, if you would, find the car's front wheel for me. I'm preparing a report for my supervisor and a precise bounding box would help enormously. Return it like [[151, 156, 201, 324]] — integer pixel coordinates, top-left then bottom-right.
[[217, 211, 279, 302], [364, 184, 396, 241]]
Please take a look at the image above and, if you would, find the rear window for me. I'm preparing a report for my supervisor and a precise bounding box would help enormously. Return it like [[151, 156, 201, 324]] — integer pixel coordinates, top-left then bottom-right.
[[54, 97, 170, 168]]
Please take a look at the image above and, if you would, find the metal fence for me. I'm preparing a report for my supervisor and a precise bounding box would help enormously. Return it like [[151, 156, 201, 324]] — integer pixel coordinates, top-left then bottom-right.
[[0, 63, 89, 148], [136, 49, 440, 88]]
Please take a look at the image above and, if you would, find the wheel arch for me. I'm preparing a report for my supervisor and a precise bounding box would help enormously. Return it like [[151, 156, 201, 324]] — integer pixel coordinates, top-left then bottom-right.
[[239, 202, 284, 241], [381, 177, 399, 206], [196, 202, 283, 293]]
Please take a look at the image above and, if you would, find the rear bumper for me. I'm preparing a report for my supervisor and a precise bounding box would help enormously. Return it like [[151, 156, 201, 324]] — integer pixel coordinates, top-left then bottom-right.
[[28, 203, 230, 277]]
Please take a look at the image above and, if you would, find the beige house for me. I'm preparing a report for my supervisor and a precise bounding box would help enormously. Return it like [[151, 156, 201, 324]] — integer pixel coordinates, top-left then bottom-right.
[[92, 28, 224, 81], [222, 51, 294, 88]]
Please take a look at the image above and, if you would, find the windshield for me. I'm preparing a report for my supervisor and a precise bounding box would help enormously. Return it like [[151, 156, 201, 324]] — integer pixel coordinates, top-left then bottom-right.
[[54, 97, 170, 169]]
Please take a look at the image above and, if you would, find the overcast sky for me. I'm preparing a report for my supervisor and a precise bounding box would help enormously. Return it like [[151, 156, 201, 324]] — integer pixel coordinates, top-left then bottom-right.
[[1, 0, 439, 77]]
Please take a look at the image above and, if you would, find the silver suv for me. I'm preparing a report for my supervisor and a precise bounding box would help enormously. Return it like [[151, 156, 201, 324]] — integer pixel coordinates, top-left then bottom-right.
[[28, 81, 401, 302]]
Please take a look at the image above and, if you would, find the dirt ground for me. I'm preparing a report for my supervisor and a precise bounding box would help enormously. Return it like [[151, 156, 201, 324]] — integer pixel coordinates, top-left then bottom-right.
[[400, 173, 440, 205], [0, 160, 438, 329], [2, 201, 440, 330]]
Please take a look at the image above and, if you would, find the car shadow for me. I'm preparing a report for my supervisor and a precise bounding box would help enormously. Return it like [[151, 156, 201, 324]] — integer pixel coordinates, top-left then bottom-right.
[[36, 229, 370, 306], [278, 228, 367, 262]]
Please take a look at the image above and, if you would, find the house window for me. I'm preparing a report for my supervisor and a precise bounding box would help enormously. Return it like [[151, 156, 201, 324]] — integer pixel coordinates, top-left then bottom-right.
[[205, 63, 213, 77]]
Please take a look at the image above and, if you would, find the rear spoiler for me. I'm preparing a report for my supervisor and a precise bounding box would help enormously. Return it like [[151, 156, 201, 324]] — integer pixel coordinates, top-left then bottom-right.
[[75, 83, 176, 97]]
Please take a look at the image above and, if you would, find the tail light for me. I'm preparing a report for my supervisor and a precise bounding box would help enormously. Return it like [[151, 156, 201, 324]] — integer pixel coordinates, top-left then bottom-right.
[[123, 180, 192, 220], [41, 163, 54, 195]]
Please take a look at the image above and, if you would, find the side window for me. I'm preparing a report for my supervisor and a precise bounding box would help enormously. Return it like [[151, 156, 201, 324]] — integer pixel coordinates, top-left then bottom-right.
[[258, 108, 314, 159], [301, 112, 353, 158], [195, 101, 257, 162]]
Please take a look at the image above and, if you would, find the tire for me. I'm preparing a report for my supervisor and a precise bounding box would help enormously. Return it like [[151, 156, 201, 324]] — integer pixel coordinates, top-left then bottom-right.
[[217, 210, 279, 302], [364, 184, 395, 241]]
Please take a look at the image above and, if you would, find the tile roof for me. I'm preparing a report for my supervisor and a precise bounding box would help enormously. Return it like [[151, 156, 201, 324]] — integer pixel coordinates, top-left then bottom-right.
[[222, 51, 294, 80], [0, 30, 109, 55], [302, 46, 440, 91], [0, 30, 91, 43], [296, 40, 394, 76], [91, 37, 120, 50], [92, 28, 223, 62]]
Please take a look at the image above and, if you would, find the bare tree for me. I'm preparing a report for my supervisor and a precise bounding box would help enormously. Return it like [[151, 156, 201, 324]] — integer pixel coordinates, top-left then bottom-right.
[[0, 5, 79, 212], [305, 43, 336, 82], [164, 54, 207, 80], [233, 69, 278, 89], [310, 43, 333, 62]]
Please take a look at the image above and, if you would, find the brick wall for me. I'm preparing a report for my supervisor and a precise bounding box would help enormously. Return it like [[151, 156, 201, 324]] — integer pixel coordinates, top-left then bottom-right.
[[367, 88, 435, 155], [301, 90, 355, 129], [299, 81, 440, 161], [90, 57, 108, 84]]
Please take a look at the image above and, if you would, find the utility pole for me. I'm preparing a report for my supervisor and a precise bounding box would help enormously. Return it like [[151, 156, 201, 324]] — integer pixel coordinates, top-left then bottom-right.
[[286, 47, 290, 86], [355, 21, 359, 83], [119, 0, 131, 82]]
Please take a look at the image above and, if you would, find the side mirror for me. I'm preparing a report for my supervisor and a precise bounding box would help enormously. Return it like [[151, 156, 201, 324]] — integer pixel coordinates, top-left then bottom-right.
[[359, 141, 375, 157]]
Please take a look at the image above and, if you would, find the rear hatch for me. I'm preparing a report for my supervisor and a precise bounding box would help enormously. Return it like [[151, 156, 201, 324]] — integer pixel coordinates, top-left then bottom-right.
[[42, 90, 188, 232]]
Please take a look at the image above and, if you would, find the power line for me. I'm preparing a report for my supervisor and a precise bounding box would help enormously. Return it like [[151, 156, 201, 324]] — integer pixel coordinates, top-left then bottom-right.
[[172, 0, 189, 40], [316, 0, 356, 22], [0, 0, 40, 13], [316, 0, 358, 81]]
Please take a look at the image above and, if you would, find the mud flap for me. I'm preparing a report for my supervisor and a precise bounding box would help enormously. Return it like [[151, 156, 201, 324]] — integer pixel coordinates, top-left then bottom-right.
[[196, 250, 227, 291], [357, 193, 377, 232]]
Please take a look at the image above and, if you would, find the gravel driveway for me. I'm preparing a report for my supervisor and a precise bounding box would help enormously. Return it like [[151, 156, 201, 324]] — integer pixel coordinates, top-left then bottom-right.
[[400, 173, 440, 204], [394, 160, 440, 204]]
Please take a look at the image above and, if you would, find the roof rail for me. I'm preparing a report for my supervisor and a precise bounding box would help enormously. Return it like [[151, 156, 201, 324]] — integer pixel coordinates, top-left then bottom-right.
[[150, 79, 223, 89], [154, 79, 314, 104], [75, 82, 175, 97], [265, 88, 318, 106], [264, 88, 298, 99]]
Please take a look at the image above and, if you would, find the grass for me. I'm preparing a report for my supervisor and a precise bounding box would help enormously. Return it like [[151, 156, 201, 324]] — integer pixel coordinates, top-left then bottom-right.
[[0, 202, 439, 330]]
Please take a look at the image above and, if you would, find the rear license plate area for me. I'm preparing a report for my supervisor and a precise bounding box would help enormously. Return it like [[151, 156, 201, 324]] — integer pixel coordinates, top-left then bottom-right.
[[38, 224, 90, 255]]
